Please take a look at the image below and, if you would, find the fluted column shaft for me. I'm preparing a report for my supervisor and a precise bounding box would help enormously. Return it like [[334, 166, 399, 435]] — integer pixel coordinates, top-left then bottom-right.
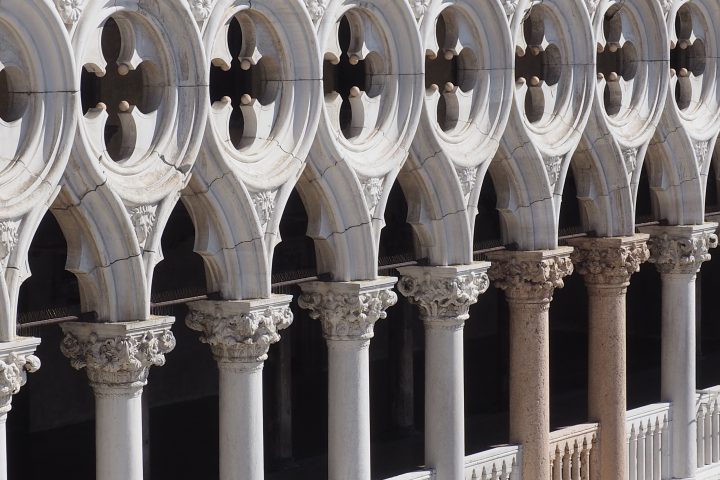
[[61, 317, 176, 480], [568, 235, 650, 480], [186, 296, 293, 480], [299, 278, 398, 480], [0, 338, 40, 480], [640, 224, 718, 479], [397, 263, 490, 480], [487, 248, 574, 480]]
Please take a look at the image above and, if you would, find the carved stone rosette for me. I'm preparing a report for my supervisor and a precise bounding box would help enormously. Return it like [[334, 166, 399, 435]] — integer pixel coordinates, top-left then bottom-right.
[[639, 224, 719, 275], [486, 248, 574, 303], [60, 317, 175, 392], [186, 296, 293, 364], [567, 235, 650, 287], [298, 278, 398, 341], [0, 338, 41, 414], [397, 263, 490, 327]]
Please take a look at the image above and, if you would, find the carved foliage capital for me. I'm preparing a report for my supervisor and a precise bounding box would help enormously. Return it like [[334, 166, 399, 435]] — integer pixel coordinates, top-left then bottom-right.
[[61, 321, 176, 389], [0, 352, 40, 413], [487, 250, 574, 302], [398, 267, 489, 324], [186, 300, 293, 363], [54, 0, 86, 25], [647, 230, 718, 275], [299, 282, 398, 341], [570, 238, 650, 286], [305, 0, 327, 22]]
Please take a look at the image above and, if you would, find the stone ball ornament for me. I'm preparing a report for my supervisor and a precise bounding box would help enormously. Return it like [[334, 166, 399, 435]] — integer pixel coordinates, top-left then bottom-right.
[[0, 0, 77, 339]]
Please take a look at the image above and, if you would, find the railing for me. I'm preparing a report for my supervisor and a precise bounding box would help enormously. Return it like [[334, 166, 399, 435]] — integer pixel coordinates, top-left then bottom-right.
[[626, 403, 670, 480], [697, 386, 720, 469], [384, 471, 433, 480], [549, 423, 598, 480], [465, 445, 521, 480]]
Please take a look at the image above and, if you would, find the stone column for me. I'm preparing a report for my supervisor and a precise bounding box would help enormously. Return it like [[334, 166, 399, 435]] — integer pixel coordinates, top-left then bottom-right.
[[0, 338, 40, 480], [567, 235, 650, 480], [397, 263, 490, 480], [638, 224, 718, 480], [485, 248, 574, 480], [298, 278, 398, 480], [60, 317, 175, 480], [186, 295, 293, 480]]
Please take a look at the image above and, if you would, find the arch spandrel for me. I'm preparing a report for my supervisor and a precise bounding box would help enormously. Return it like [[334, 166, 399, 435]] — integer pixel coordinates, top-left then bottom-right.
[[400, 0, 514, 266], [0, 1, 77, 340], [575, 0, 669, 237], [53, 0, 208, 322], [182, 0, 323, 301], [645, 0, 720, 225], [299, 0, 424, 281], [497, 0, 595, 250]]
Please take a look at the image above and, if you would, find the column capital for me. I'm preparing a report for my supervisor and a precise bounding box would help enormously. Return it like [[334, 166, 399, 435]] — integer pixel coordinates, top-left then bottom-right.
[[298, 277, 398, 341], [638, 224, 718, 275], [566, 235, 650, 287], [486, 248, 574, 303], [0, 337, 40, 414], [186, 295, 293, 364], [397, 263, 490, 326], [60, 317, 175, 392]]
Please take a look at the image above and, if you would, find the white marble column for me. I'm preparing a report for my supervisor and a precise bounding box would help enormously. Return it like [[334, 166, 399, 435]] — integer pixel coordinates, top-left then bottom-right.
[[0, 338, 40, 480], [397, 263, 490, 480], [486, 248, 574, 480], [60, 317, 175, 480], [568, 235, 650, 480], [639, 224, 718, 480], [298, 278, 398, 480], [186, 295, 293, 480]]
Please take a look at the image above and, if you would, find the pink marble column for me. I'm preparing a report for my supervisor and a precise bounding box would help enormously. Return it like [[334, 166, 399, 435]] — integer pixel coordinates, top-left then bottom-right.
[[486, 248, 574, 480], [568, 235, 650, 480]]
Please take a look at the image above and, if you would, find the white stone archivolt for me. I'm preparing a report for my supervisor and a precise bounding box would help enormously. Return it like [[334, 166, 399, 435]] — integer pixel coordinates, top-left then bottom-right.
[[400, 0, 514, 266], [0, 0, 77, 340], [298, 0, 424, 281], [183, 0, 323, 301], [52, 0, 208, 322], [493, 0, 595, 250], [573, 0, 669, 237], [647, 0, 720, 225]]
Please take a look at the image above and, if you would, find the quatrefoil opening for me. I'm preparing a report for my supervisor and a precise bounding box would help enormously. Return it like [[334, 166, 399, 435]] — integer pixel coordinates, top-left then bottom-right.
[[671, 4, 707, 111], [515, 7, 562, 124], [424, 9, 479, 133], [209, 12, 281, 151], [596, 4, 639, 117], [80, 16, 164, 163], [323, 12, 386, 141]]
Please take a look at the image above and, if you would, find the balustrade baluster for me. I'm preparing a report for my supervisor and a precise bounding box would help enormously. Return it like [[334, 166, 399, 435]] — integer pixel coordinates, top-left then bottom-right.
[[645, 421, 654, 478], [500, 461, 509, 480], [511, 458, 520, 480], [479, 466, 487, 480], [713, 399, 720, 463], [698, 404, 706, 467], [563, 444, 571, 479], [629, 424, 638, 480], [590, 435, 599, 479], [580, 437, 589, 480], [491, 463, 499, 480], [653, 418, 662, 480], [706, 402, 713, 464], [571, 441, 580, 479], [553, 446, 562, 480], [638, 423, 646, 480], [661, 415, 670, 475]]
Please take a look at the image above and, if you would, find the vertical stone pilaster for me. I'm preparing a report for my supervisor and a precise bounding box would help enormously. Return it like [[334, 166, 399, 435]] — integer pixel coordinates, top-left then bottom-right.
[[486, 248, 574, 480], [186, 295, 293, 480], [60, 317, 175, 480], [568, 235, 650, 480], [639, 223, 718, 479], [397, 263, 490, 480], [298, 278, 397, 480]]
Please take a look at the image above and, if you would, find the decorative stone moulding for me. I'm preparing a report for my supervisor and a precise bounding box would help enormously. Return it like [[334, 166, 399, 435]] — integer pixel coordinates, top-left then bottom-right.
[[400, 0, 514, 266], [183, 0, 323, 301], [494, 0, 595, 251], [647, 0, 720, 225], [574, 0, 668, 237], [51, 0, 208, 322], [296, 0, 424, 281], [0, 1, 77, 340]]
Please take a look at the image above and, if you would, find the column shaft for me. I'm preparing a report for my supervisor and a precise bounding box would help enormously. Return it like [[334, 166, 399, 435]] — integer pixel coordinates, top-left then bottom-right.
[[508, 301, 550, 480], [425, 323, 464, 479], [328, 339, 371, 480], [588, 285, 627, 480], [0, 416, 7, 480], [95, 386, 144, 480], [662, 273, 697, 478], [219, 362, 264, 480]]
